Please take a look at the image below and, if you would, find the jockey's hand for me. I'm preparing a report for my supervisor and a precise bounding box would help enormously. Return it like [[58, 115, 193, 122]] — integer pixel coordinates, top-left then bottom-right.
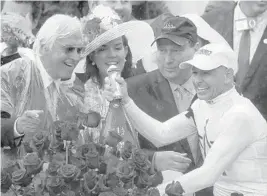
[[16, 110, 44, 135], [103, 76, 131, 104], [154, 151, 191, 172]]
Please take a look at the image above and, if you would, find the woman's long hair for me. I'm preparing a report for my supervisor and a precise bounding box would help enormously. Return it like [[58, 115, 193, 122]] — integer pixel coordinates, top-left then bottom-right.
[[85, 35, 134, 87]]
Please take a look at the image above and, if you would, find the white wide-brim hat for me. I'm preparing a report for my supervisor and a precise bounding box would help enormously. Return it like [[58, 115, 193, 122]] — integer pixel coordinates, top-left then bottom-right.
[[81, 5, 155, 63]]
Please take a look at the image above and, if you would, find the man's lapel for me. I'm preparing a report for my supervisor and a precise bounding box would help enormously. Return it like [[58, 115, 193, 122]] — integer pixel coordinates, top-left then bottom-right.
[[241, 27, 267, 92], [224, 8, 235, 48], [152, 72, 178, 118]]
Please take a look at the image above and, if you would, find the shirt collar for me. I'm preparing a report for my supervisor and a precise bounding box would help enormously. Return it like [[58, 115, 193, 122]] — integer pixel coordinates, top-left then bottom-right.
[[206, 87, 238, 105], [169, 76, 196, 95], [235, 2, 267, 30], [35, 55, 55, 89]]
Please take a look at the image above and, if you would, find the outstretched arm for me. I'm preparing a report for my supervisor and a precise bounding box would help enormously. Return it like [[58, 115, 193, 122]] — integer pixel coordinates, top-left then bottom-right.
[[123, 99, 197, 148]]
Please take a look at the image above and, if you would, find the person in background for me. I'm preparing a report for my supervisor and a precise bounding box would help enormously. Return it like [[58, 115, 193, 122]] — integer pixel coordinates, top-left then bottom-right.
[[88, 0, 134, 22], [104, 43, 267, 195], [202, 0, 267, 120], [1, 14, 84, 151], [1, 1, 43, 65], [1, 0, 42, 33]]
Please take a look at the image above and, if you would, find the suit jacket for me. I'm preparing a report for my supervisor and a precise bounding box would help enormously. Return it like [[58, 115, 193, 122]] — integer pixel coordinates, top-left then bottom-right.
[[126, 70, 202, 170], [202, 2, 267, 120]]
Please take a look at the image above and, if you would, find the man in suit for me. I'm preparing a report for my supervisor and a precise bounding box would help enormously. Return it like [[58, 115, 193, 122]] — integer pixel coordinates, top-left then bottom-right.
[[202, 0, 267, 120], [126, 14, 215, 196]]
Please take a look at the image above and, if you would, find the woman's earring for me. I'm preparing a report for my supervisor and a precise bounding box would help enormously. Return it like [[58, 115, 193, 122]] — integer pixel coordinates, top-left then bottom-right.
[[92, 61, 95, 66]]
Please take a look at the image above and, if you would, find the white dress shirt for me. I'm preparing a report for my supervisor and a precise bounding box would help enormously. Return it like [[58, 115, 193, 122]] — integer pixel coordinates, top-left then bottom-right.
[[169, 76, 196, 113], [233, 3, 267, 63]]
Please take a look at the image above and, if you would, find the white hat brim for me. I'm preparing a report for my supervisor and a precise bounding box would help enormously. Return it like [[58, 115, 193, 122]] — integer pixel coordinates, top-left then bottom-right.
[[180, 54, 220, 71], [82, 20, 155, 59]]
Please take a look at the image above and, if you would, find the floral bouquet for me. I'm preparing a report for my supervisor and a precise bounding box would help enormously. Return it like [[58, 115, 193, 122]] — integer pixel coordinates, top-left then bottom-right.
[[1, 110, 162, 196]]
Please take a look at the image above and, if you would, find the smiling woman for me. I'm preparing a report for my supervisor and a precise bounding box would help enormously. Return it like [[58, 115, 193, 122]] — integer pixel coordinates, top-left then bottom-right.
[[77, 5, 152, 147]]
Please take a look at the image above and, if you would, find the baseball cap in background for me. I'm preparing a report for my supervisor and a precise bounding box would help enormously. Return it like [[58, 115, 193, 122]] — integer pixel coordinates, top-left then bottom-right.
[[180, 43, 238, 74], [151, 13, 198, 46]]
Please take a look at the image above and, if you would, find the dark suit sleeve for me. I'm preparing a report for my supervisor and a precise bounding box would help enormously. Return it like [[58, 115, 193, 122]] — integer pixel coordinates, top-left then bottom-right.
[[1, 114, 17, 148]]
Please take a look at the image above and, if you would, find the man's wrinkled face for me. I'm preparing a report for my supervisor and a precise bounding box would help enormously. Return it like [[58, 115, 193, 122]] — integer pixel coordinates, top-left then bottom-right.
[[44, 31, 84, 80], [99, 0, 132, 22], [192, 66, 230, 101], [156, 39, 196, 82]]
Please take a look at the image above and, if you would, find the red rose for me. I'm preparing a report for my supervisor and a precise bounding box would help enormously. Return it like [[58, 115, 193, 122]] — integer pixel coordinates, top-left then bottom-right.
[[47, 162, 61, 176], [99, 192, 117, 196], [69, 156, 88, 175], [23, 152, 43, 175], [31, 131, 49, 152], [82, 111, 101, 128], [64, 190, 76, 196], [134, 171, 152, 189], [116, 161, 136, 183], [147, 187, 161, 196], [112, 186, 128, 196], [132, 149, 150, 172], [21, 141, 33, 154], [22, 186, 35, 196], [121, 141, 133, 160], [1, 170, 12, 193], [76, 143, 97, 159], [1, 160, 20, 176], [106, 172, 119, 188], [58, 164, 81, 183], [60, 122, 79, 141], [12, 169, 32, 187], [46, 176, 64, 195], [149, 171, 163, 187], [83, 169, 98, 194], [165, 181, 184, 196], [105, 130, 123, 148], [85, 150, 99, 169], [131, 187, 147, 196]]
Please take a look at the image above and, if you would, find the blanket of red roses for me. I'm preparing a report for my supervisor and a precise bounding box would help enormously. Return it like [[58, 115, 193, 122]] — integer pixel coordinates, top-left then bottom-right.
[[1, 113, 163, 196]]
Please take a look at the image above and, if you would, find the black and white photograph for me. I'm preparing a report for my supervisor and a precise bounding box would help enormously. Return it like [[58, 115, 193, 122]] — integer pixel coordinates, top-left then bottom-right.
[[1, 0, 267, 196]]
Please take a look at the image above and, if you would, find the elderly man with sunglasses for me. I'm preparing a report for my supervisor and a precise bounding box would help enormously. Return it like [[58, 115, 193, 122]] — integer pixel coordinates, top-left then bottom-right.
[[1, 14, 85, 149]]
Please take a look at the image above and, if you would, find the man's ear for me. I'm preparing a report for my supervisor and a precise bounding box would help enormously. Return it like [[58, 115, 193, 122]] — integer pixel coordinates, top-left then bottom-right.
[[39, 43, 49, 55]]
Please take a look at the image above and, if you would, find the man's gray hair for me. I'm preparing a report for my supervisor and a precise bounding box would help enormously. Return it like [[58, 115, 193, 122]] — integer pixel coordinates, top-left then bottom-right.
[[33, 14, 82, 56]]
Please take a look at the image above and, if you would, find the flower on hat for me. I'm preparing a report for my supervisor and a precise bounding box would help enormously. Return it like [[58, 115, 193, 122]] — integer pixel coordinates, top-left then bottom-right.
[[1, 12, 35, 47], [81, 5, 121, 45]]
